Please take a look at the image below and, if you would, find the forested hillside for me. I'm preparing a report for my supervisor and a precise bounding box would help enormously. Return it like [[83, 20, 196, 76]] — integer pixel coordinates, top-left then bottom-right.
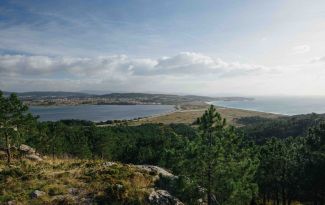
[[238, 114, 325, 143], [0, 92, 324, 205]]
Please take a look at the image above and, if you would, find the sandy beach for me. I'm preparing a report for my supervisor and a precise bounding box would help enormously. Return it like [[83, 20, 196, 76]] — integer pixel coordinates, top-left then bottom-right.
[[130, 104, 281, 127]]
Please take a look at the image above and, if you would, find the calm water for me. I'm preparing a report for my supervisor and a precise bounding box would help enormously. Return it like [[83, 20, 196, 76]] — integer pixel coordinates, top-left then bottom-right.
[[30, 104, 175, 122], [212, 96, 325, 115]]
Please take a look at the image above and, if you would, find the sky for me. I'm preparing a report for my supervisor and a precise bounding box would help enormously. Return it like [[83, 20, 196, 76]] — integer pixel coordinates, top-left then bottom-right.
[[0, 0, 325, 96]]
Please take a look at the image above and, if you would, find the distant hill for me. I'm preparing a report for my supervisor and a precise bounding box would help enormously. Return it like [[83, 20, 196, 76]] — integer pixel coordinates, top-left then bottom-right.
[[99, 93, 251, 101], [1, 90, 253, 105], [98, 92, 219, 104], [3, 91, 92, 98]]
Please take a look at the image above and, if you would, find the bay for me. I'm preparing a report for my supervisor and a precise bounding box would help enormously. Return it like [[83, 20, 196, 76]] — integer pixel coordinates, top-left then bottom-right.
[[30, 104, 175, 122], [211, 96, 325, 115]]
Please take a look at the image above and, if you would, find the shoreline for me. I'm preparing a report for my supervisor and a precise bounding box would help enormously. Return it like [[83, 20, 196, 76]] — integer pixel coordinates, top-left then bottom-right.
[[213, 105, 288, 116], [206, 101, 289, 116], [130, 103, 282, 126]]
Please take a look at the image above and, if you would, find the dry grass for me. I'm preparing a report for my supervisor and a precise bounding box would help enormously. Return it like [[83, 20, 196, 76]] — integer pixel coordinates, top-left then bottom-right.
[[131, 106, 281, 126], [0, 158, 156, 204]]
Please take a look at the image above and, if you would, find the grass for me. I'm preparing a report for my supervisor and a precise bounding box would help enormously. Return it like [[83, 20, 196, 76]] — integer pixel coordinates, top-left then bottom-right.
[[131, 106, 280, 127], [0, 158, 157, 204]]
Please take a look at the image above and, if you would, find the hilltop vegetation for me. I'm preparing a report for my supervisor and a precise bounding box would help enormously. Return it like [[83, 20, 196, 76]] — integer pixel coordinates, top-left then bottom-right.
[[0, 92, 324, 205], [238, 113, 325, 143], [3, 91, 91, 98]]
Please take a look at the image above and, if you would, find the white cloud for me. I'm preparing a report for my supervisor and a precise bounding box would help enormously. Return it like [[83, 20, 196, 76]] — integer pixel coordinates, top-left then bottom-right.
[[1, 52, 325, 96], [310, 56, 325, 63], [0, 52, 267, 78], [291, 45, 311, 55]]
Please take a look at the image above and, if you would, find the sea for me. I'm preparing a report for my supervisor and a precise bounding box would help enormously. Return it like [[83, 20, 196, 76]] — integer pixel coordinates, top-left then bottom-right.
[[211, 96, 325, 116], [30, 104, 175, 122], [29, 96, 325, 121]]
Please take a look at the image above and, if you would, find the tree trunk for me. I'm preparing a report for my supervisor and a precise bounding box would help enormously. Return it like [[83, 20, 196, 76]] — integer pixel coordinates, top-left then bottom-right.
[[313, 191, 318, 205], [5, 131, 11, 165], [52, 143, 55, 160], [276, 190, 280, 205], [282, 187, 286, 205], [207, 131, 212, 205], [52, 133, 56, 160], [208, 169, 212, 205], [250, 197, 257, 205]]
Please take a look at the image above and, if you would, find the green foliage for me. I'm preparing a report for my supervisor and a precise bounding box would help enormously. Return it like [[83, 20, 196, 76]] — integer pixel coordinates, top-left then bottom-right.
[[255, 122, 325, 204], [22, 121, 191, 167], [303, 122, 325, 203], [241, 113, 325, 143], [256, 137, 304, 204], [182, 105, 259, 205], [0, 91, 37, 164]]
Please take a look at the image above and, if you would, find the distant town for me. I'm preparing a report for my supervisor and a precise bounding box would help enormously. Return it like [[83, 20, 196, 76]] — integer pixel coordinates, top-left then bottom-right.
[[3, 91, 254, 106]]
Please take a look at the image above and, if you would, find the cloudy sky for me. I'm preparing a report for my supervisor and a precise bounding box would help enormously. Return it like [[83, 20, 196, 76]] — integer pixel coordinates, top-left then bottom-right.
[[0, 0, 325, 96]]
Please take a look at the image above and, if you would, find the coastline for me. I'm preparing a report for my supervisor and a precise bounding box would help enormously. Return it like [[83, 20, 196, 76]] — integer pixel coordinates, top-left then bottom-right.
[[207, 101, 289, 116], [213, 105, 289, 116], [130, 103, 282, 126]]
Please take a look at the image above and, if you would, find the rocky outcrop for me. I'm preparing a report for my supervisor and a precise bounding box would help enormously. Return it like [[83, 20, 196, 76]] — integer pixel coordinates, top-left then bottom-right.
[[102, 161, 117, 167], [19, 144, 43, 161], [25, 154, 43, 162], [67, 188, 79, 195], [135, 165, 184, 205], [19, 144, 36, 155], [149, 190, 184, 205], [6, 200, 17, 205], [30, 190, 46, 199], [135, 165, 176, 179], [0, 150, 6, 160]]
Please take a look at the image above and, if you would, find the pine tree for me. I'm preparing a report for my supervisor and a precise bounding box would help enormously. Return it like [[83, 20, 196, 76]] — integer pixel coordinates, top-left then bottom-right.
[[186, 105, 258, 205], [0, 91, 36, 164], [304, 122, 325, 204]]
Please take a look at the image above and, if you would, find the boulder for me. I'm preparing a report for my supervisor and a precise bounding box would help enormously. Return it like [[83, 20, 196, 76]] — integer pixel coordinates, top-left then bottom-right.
[[30, 190, 46, 199], [51, 195, 66, 201], [135, 165, 175, 178], [19, 144, 36, 155], [149, 190, 184, 205], [0, 150, 6, 159], [67, 188, 79, 195], [7, 200, 16, 205], [102, 161, 117, 167], [26, 154, 43, 162], [115, 184, 124, 190]]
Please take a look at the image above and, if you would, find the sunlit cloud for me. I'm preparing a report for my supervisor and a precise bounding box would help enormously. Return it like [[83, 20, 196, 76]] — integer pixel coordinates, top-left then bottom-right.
[[0, 53, 268, 78]]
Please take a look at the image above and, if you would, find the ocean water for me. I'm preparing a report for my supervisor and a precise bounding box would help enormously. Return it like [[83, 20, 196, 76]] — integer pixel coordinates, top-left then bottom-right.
[[211, 96, 325, 115], [30, 104, 175, 122]]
